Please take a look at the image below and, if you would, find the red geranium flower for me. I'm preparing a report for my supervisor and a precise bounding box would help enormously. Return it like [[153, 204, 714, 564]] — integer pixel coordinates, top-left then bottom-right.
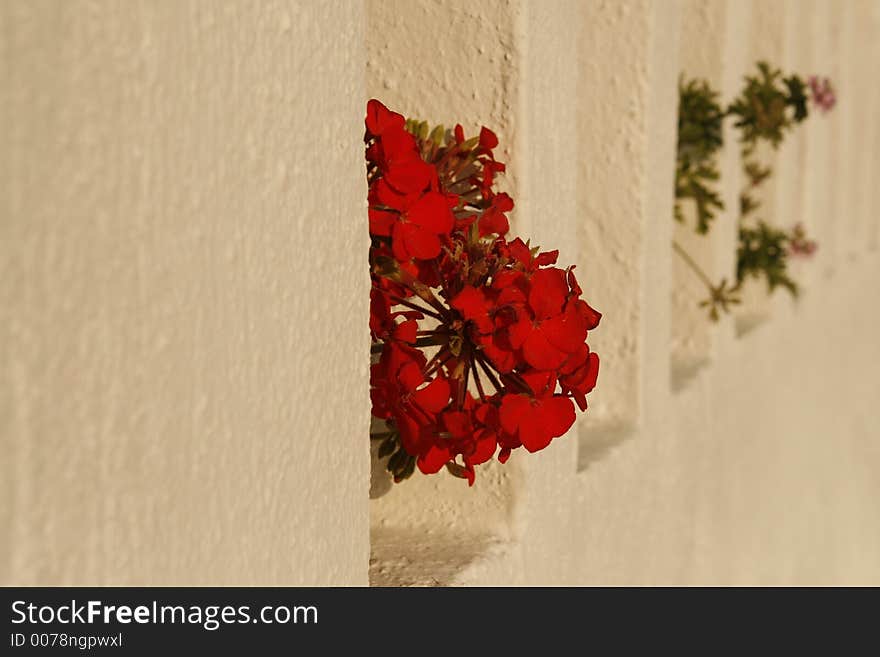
[[366, 100, 601, 485]]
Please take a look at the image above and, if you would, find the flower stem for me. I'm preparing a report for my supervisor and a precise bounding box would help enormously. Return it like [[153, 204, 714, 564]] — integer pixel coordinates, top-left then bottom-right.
[[672, 239, 715, 292], [431, 260, 446, 292], [501, 371, 533, 395], [413, 336, 448, 349], [389, 295, 444, 321], [459, 361, 470, 408], [470, 353, 487, 402], [474, 352, 503, 392], [424, 348, 453, 378]]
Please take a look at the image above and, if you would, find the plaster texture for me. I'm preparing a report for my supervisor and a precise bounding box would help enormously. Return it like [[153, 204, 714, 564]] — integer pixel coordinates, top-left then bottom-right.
[[368, 0, 880, 586], [1, 0, 370, 585], [2, 0, 879, 586], [366, 0, 523, 580], [671, 0, 748, 386]]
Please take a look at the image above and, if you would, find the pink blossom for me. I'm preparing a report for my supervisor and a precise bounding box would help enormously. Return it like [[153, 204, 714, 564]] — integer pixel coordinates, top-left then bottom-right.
[[808, 75, 836, 113], [788, 223, 818, 257]]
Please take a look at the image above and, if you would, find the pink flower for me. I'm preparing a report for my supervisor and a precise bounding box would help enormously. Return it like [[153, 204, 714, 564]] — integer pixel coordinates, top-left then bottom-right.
[[808, 76, 836, 113], [788, 223, 818, 258]]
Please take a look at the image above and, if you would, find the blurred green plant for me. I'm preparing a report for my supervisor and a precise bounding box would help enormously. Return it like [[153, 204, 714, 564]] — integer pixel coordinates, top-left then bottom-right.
[[672, 61, 829, 321], [674, 78, 726, 233], [737, 221, 799, 296], [728, 61, 809, 148]]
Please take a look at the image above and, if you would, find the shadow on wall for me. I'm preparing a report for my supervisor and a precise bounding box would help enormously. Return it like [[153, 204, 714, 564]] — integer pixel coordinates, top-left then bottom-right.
[[370, 528, 502, 586], [577, 424, 638, 472]]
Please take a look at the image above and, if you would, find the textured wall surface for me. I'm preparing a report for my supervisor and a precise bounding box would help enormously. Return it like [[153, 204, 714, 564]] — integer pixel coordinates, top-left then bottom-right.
[[3, 0, 879, 586], [365, 0, 523, 584], [1, 0, 370, 585], [368, 0, 880, 586], [671, 0, 747, 383]]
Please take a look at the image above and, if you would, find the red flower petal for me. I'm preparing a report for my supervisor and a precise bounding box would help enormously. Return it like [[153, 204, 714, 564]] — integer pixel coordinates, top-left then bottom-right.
[[533, 250, 559, 267], [478, 208, 509, 237], [373, 178, 410, 211], [505, 238, 531, 267], [473, 402, 498, 426], [482, 339, 517, 373], [468, 431, 497, 465], [369, 289, 392, 336], [413, 376, 450, 414], [492, 269, 524, 291], [585, 352, 600, 389], [417, 443, 452, 474], [407, 191, 454, 234], [566, 266, 582, 296], [559, 343, 589, 376], [442, 410, 472, 438], [529, 268, 568, 319], [385, 165, 432, 195], [506, 316, 531, 349], [366, 99, 405, 136], [499, 394, 530, 435], [522, 329, 568, 370], [398, 362, 424, 393], [464, 464, 476, 487], [365, 101, 599, 483], [493, 192, 514, 212], [391, 221, 411, 261], [451, 286, 489, 323], [479, 126, 499, 150], [538, 396, 576, 440], [403, 224, 441, 260], [518, 409, 552, 453], [540, 304, 588, 354], [396, 413, 423, 456], [381, 127, 418, 160], [369, 208, 397, 236], [393, 319, 418, 344], [520, 370, 552, 396], [571, 392, 588, 413], [575, 299, 602, 330]]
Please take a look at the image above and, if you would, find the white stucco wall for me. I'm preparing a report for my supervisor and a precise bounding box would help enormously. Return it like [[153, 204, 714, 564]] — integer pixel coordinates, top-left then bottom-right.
[[2, 0, 879, 586], [368, 0, 880, 586], [1, 0, 370, 585]]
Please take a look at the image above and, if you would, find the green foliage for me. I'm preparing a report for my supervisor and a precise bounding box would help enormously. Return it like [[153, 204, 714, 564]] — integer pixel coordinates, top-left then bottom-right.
[[674, 77, 726, 233], [672, 62, 825, 320], [698, 278, 741, 322], [739, 158, 772, 219], [677, 78, 725, 162], [730, 65, 809, 301], [743, 159, 772, 187], [736, 221, 799, 296], [373, 430, 416, 483], [727, 61, 809, 148], [675, 161, 724, 233]]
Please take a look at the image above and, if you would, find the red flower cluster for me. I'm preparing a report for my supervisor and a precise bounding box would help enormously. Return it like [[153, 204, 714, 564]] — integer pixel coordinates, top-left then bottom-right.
[[367, 99, 600, 485]]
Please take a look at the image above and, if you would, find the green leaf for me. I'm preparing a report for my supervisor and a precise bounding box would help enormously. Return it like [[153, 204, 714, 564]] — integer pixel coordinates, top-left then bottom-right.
[[675, 76, 725, 233], [736, 220, 799, 297], [429, 124, 446, 147], [378, 435, 397, 459]]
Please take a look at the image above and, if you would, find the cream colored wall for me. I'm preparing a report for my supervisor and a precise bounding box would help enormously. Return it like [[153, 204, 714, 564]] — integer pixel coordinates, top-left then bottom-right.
[[368, 0, 880, 586], [2, 0, 879, 586], [1, 0, 370, 585]]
